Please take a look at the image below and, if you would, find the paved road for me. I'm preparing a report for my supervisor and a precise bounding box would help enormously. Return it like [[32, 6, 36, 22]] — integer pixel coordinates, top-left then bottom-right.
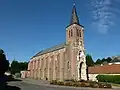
[[5, 81, 120, 90]]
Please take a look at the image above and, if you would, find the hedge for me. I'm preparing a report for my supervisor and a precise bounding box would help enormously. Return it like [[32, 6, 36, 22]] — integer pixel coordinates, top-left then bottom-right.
[[96, 75, 120, 84]]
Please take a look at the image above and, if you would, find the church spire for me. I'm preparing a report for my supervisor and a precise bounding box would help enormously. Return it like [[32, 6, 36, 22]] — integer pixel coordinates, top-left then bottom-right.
[[70, 0, 80, 25]]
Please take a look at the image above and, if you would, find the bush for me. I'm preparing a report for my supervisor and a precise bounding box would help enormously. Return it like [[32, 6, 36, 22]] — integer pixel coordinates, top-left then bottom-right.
[[50, 80, 57, 85], [50, 81, 53, 84], [64, 81, 73, 86], [50, 80, 112, 88], [79, 82, 86, 87], [105, 83, 112, 88], [91, 83, 99, 88], [57, 81, 64, 85], [96, 75, 120, 84], [74, 82, 81, 87]]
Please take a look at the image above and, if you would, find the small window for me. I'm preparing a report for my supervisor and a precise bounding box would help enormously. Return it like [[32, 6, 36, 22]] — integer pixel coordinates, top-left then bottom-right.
[[77, 29, 79, 36], [79, 31, 81, 37], [68, 61, 69, 69]]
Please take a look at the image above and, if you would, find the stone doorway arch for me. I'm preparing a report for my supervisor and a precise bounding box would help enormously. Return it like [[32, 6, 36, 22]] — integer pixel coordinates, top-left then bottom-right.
[[77, 50, 87, 81]]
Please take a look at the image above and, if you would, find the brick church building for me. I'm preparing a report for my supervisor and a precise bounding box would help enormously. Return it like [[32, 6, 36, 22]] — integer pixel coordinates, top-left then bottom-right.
[[25, 3, 88, 81]]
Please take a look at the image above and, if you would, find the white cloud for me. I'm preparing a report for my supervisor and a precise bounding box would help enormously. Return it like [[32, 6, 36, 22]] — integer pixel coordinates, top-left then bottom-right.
[[89, 0, 119, 34]]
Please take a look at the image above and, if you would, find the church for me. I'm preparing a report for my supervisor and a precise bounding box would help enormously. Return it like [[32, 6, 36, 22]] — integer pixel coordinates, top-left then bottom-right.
[[26, 3, 87, 81]]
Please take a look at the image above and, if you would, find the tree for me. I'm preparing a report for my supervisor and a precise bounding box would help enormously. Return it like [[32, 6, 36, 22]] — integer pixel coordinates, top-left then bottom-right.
[[11, 60, 28, 74], [86, 54, 94, 66], [11, 60, 20, 74], [95, 57, 112, 65], [0, 49, 9, 76], [95, 59, 102, 65], [101, 58, 106, 63], [106, 57, 112, 63]]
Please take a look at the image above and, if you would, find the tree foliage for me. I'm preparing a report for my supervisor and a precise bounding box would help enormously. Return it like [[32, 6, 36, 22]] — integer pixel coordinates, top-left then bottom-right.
[[95, 57, 112, 65], [0, 49, 9, 76], [11, 60, 28, 74], [86, 54, 94, 66], [95, 59, 102, 65]]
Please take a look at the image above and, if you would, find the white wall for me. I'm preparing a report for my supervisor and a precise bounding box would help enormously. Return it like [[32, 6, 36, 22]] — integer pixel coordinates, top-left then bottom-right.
[[88, 74, 98, 82]]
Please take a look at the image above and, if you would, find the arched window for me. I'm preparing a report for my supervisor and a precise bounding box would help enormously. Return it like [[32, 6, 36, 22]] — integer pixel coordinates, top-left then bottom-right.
[[37, 60, 40, 69], [41, 58, 44, 69], [51, 55, 54, 66], [77, 29, 79, 36], [46, 57, 48, 70], [67, 61, 69, 69], [57, 54, 60, 75], [69, 30, 71, 38], [31, 61, 33, 69], [71, 29, 73, 37]]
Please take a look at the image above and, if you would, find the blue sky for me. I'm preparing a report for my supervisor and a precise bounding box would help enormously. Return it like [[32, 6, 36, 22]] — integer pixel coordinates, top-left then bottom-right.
[[0, 0, 120, 62]]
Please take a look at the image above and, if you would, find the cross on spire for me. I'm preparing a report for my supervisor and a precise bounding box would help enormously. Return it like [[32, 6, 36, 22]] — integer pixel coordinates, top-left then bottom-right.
[[73, 0, 76, 6]]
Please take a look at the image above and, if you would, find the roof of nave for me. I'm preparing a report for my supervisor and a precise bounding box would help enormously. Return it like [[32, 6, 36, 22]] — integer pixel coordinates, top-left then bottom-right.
[[31, 42, 66, 59]]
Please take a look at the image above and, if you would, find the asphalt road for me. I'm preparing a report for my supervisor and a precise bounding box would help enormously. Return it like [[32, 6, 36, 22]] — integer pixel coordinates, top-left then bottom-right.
[[4, 81, 119, 90], [6, 81, 88, 90]]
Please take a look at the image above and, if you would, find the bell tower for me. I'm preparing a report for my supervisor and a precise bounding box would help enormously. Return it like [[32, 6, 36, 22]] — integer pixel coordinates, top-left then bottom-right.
[[66, 2, 84, 48], [66, 2, 87, 81]]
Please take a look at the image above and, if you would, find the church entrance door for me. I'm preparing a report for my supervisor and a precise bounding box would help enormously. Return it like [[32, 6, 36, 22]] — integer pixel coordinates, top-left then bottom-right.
[[79, 62, 84, 80]]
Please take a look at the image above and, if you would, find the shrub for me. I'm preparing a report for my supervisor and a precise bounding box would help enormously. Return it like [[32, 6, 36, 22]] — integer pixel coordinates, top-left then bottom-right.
[[97, 82, 112, 88], [63, 82, 68, 86], [50, 80, 57, 85], [80, 82, 86, 87], [57, 81, 64, 85], [70, 82, 80, 87], [64, 81, 73, 86], [98, 83, 105, 88], [96, 75, 120, 84], [106, 84, 112, 88], [50, 79, 112, 88], [91, 83, 99, 88], [50, 81, 54, 84]]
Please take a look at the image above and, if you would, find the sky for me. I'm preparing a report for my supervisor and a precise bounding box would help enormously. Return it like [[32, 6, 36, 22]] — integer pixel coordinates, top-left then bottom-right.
[[0, 0, 120, 63]]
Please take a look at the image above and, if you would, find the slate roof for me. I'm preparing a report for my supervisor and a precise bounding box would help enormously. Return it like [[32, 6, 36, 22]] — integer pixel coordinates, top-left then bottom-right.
[[88, 64, 120, 74], [66, 3, 84, 28], [31, 42, 66, 59]]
